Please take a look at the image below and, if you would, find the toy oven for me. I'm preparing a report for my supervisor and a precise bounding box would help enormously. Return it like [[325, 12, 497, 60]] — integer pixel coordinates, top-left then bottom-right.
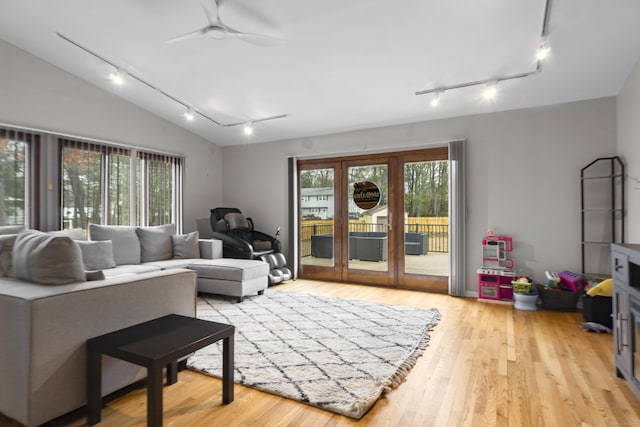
[[479, 273, 500, 300]]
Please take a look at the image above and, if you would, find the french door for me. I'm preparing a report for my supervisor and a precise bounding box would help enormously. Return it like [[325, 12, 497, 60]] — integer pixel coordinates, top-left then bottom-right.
[[298, 147, 449, 292]]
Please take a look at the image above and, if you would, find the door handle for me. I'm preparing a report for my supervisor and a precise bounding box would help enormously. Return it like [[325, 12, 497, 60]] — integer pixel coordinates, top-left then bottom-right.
[[388, 212, 392, 231]]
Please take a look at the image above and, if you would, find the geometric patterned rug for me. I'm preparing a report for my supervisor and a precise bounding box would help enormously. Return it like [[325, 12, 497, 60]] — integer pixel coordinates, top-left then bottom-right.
[[187, 290, 441, 419]]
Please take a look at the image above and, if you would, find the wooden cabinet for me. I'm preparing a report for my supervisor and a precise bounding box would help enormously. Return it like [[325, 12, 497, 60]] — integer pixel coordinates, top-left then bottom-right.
[[612, 244, 640, 400]]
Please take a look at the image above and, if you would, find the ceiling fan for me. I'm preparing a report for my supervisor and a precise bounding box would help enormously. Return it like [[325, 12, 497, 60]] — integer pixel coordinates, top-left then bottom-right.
[[165, 0, 279, 46]]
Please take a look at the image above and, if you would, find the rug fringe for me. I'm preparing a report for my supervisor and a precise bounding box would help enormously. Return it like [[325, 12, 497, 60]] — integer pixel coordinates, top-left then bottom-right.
[[386, 309, 441, 390], [348, 309, 442, 419]]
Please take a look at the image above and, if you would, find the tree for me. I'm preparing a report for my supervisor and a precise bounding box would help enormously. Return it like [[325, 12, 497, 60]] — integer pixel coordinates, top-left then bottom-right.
[[0, 139, 26, 225]]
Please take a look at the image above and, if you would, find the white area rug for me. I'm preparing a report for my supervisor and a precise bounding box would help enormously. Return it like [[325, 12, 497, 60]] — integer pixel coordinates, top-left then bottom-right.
[[187, 291, 441, 419]]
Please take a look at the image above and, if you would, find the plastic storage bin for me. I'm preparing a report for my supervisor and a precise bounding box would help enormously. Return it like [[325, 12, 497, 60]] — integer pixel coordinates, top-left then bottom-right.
[[582, 295, 613, 328], [536, 285, 581, 311]]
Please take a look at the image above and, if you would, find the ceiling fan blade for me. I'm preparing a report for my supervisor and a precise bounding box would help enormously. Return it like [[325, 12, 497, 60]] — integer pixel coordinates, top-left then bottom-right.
[[201, 0, 220, 26], [165, 27, 208, 43], [224, 25, 282, 46]]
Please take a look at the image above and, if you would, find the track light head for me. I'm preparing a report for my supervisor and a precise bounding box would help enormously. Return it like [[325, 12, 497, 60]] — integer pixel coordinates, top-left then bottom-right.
[[431, 92, 441, 107], [109, 68, 127, 86], [243, 122, 254, 135], [184, 107, 195, 121], [537, 40, 551, 60], [483, 82, 497, 100]]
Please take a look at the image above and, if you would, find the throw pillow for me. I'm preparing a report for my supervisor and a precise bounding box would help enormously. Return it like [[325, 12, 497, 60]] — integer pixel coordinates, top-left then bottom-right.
[[0, 224, 25, 235], [77, 240, 116, 271], [85, 270, 106, 281], [0, 234, 17, 277], [135, 224, 176, 262], [224, 213, 250, 230], [89, 225, 140, 265], [172, 231, 200, 259], [47, 228, 87, 241], [12, 230, 86, 285]]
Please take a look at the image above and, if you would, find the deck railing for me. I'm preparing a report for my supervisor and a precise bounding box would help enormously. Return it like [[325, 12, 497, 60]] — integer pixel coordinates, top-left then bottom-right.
[[300, 221, 449, 257]]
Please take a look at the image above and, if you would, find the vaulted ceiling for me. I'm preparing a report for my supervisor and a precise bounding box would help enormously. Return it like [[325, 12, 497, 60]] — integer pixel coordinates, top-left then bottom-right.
[[1, 0, 639, 146]]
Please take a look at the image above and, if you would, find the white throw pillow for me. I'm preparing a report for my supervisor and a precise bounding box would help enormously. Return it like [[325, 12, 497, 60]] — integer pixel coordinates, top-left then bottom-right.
[[172, 231, 200, 259], [12, 230, 86, 285]]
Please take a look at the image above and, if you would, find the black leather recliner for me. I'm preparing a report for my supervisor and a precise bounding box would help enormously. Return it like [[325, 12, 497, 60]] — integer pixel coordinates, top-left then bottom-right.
[[210, 207, 291, 285], [210, 207, 280, 259]]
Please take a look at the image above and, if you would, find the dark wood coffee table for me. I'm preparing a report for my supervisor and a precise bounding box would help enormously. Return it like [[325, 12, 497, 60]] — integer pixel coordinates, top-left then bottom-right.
[[86, 314, 234, 427]]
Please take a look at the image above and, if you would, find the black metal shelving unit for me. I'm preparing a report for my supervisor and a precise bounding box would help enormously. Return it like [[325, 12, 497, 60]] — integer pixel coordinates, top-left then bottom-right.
[[580, 156, 625, 278]]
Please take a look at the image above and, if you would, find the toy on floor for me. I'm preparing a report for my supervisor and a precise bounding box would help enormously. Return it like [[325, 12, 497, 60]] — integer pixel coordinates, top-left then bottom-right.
[[579, 322, 611, 333]]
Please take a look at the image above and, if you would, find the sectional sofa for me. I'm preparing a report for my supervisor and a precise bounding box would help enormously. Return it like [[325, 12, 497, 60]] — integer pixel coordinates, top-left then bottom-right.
[[0, 224, 268, 427]]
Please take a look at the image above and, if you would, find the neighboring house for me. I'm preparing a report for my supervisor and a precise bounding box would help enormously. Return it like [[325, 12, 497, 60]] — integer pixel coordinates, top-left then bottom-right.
[[300, 187, 334, 219]]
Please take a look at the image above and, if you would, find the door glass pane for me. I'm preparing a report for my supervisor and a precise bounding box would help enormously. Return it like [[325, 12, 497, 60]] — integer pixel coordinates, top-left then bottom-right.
[[404, 160, 449, 276], [348, 164, 388, 272], [300, 168, 334, 267]]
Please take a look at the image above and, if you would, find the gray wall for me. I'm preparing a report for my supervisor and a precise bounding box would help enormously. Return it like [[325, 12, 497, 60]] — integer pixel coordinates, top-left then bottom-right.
[[222, 98, 618, 294], [0, 39, 223, 233], [618, 56, 640, 242]]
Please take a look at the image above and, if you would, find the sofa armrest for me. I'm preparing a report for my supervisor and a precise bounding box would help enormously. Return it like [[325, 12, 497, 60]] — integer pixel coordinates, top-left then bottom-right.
[[199, 239, 223, 259]]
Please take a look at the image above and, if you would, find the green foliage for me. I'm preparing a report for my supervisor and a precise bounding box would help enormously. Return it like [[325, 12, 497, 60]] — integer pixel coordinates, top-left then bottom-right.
[[404, 161, 448, 217], [0, 139, 26, 225]]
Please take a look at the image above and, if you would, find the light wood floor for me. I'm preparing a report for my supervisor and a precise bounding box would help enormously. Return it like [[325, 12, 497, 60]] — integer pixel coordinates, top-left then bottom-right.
[[2, 280, 639, 427]]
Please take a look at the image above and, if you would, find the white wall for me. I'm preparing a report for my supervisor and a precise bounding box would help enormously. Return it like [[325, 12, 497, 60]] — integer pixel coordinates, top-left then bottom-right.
[[222, 98, 617, 293], [0, 39, 223, 232], [618, 57, 640, 242]]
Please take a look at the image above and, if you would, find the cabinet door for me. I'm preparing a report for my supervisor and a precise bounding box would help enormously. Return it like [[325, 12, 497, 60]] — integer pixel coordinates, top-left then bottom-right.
[[612, 250, 632, 377], [614, 289, 631, 373]]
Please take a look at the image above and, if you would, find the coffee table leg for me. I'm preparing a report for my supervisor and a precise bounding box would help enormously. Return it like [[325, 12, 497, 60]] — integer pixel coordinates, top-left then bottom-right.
[[86, 348, 102, 425], [166, 361, 178, 385], [222, 334, 234, 404], [148, 366, 164, 427]]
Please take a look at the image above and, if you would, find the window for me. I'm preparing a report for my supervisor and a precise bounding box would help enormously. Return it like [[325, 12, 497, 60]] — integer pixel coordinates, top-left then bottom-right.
[[0, 128, 38, 227], [137, 152, 182, 226], [60, 139, 182, 232]]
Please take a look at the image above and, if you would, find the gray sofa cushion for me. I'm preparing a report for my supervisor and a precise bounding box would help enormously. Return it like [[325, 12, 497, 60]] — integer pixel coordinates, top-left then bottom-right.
[[12, 230, 86, 285], [47, 228, 87, 241], [77, 240, 116, 271], [0, 224, 25, 235], [89, 225, 140, 265], [135, 224, 176, 262], [172, 231, 200, 259], [0, 234, 17, 277]]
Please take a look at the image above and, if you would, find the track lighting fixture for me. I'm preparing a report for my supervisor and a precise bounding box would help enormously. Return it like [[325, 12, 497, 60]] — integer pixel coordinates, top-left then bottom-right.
[[431, 92, 441, 107], [483, 82, 497, 100], [56, 33, 288, 133], [536, 40, 551, 60], [243, 122, 254, 135], [415, 0, 553, 104], [109, 68, 126, 86]]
